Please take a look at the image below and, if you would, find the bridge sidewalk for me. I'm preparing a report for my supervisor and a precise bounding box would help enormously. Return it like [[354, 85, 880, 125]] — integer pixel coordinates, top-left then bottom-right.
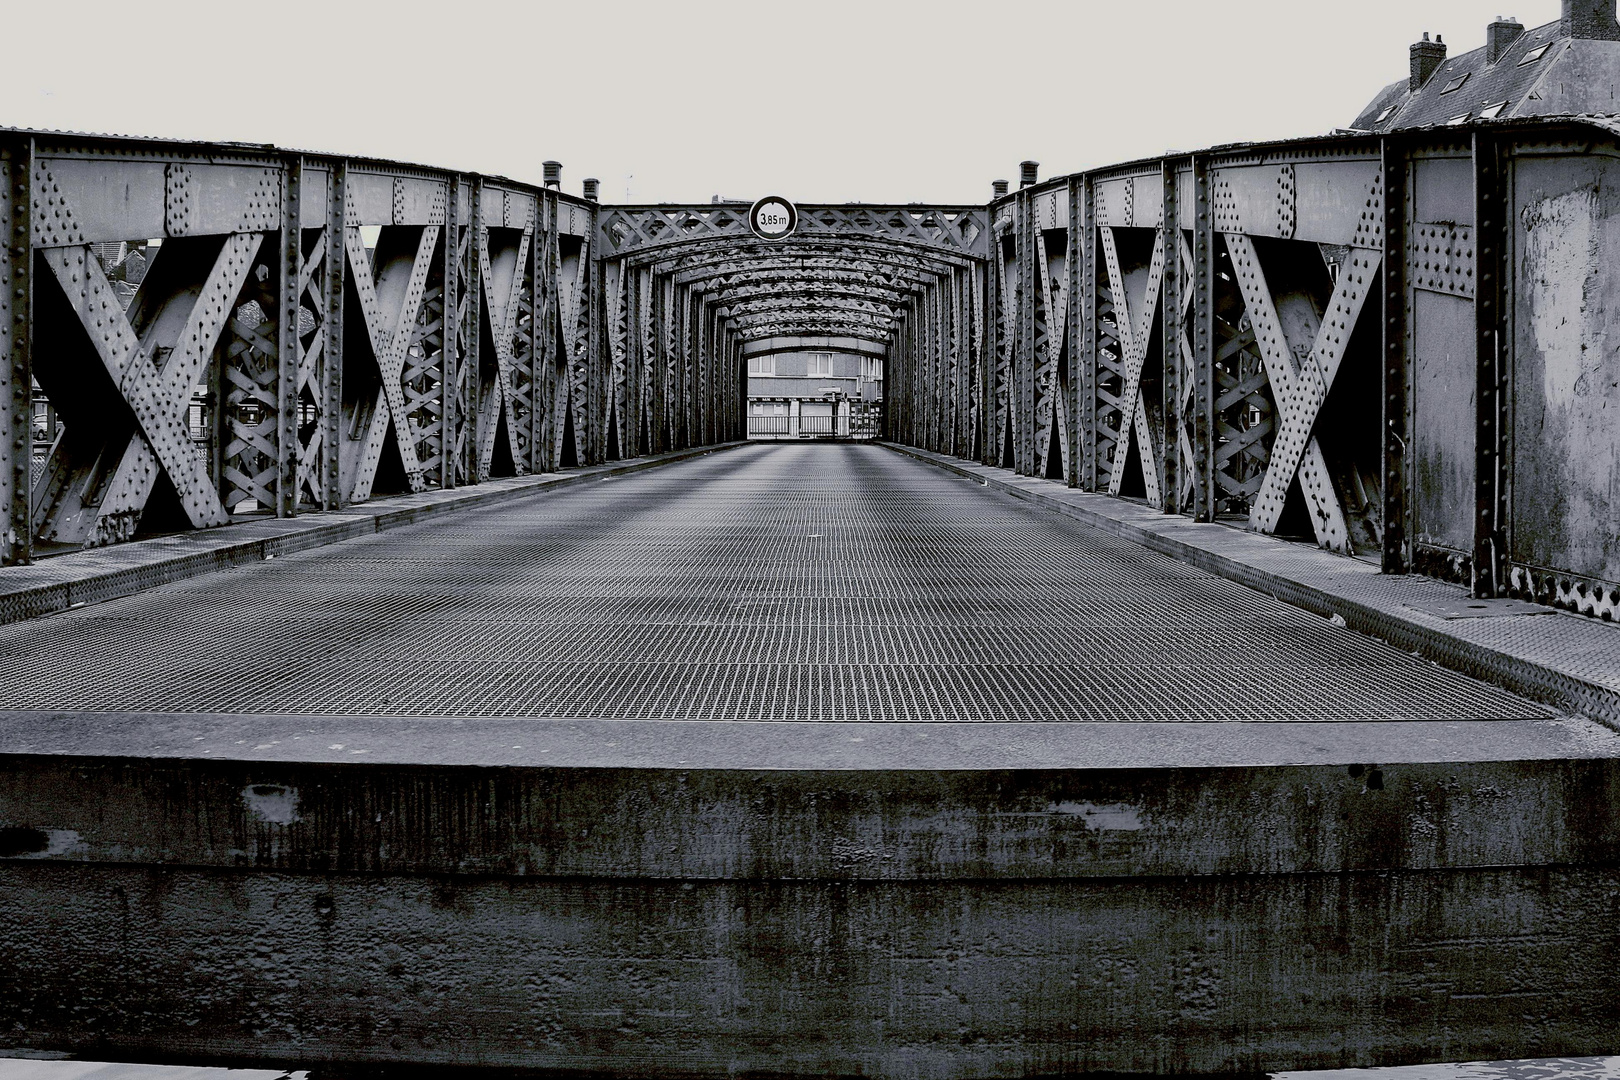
[[0, 442, 745, 628], [884, 442, 1620, 731]]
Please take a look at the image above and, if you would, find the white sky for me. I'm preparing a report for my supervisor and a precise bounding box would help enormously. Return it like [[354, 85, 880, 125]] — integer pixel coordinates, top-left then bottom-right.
[[0, 0, 1561, 204]]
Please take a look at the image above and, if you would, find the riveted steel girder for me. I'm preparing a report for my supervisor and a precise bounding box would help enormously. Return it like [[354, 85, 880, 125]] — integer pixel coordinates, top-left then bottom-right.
[[599, 203, 989, 260]]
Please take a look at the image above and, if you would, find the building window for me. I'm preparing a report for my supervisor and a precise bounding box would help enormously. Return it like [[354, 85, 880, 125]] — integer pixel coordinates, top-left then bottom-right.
[[1519, 43, 1551, 65], [861, 356, 882, 380], [1446, 112, 1471, 125], [1375, 105, 1398, 123], [1479, 101, 1508, 119], [747, 355, 774, 376], [807, 352, 833, 376], [1439, 73, 1469, 94]]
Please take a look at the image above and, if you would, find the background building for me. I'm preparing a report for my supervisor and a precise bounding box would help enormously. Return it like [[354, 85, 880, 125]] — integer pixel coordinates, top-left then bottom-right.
[[745, 339, 883, 439], [1350, 0, 1620, 131]]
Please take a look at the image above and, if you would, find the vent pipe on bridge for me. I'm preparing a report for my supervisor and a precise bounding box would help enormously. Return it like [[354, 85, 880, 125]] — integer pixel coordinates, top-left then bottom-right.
[[1019, 161, 1039, 188], [583, 178, 599, 201], [543, 161, 562, 189], [992, 179, 1009, 199]]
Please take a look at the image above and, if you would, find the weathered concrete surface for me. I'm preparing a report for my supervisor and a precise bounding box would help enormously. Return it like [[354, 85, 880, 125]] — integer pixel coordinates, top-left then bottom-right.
[[2, 728, 1619, 1074], [2, 738, 1620, 879], [4, 862, 1619, 1077]]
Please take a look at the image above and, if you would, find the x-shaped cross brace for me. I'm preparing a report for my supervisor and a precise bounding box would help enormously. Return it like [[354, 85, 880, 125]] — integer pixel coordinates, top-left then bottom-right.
[[555, 237, 592, 462], [343, 225, 439, 499], [291, 230, 330, 505], [33, 163, 257, 542], [1223, 232, 1382, 552], [1033, 234, 1070, 478], [478, 225, 535, 475], [1100, 225, 1165, 505]]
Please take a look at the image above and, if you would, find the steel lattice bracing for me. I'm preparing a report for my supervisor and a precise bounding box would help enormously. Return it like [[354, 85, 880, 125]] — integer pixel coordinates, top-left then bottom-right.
[[870, 118, 1620, 622], [5, 121, 1620, 624], [595, 214, 990, 459], [0, 132, 616, 565]]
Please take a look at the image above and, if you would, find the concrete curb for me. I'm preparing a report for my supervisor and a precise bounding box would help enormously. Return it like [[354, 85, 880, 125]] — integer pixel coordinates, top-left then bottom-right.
[[883, 442, 1620, 730], [0, 442, 746, 627]]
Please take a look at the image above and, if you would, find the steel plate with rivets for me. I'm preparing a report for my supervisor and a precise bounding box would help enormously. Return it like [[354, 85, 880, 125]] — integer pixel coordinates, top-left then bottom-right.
[[0, 444, 1548, 722]]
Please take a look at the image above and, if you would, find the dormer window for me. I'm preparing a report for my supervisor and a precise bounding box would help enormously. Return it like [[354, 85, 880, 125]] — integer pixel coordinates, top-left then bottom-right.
[[1478, 101, 1508, 119], [1519, 43, 1552, 65], [1439, 73, 1470, 94], [1376, 105, 1398, 123], [1446, 112, 1471, 125]]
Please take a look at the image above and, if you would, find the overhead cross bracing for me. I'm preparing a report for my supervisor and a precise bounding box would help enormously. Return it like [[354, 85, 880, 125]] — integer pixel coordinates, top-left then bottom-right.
[[606, 231, 985, 347]]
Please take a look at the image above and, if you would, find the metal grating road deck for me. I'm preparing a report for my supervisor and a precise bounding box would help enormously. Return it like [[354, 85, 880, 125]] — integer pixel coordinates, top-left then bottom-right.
[[0, 444, 1547, 722]]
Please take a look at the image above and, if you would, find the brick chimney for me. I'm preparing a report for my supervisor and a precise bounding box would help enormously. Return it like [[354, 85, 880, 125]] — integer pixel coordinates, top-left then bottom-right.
[[1019, 161, 1039, 189], [1411, 32, 1447, 91], [1487, 16, 1525, 61], [992, 179, 1009, 199], [1562, 0, 1620, 39]]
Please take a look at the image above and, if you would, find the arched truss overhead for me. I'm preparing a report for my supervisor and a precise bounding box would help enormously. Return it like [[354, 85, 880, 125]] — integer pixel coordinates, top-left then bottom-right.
[[594, 203, 989, 462], [598, 203, 989, 261], [602, 225, 987, 345], [707, 282, 918, 308]]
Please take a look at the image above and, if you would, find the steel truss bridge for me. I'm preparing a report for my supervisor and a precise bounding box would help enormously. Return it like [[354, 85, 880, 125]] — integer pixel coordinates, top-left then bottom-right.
[[2, 116, 1620, 1076], [5, 119, 1618, 621]]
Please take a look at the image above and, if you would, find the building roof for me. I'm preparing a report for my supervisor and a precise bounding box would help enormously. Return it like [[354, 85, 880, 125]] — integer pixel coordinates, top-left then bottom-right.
[[1349, 18, 1573, 131]]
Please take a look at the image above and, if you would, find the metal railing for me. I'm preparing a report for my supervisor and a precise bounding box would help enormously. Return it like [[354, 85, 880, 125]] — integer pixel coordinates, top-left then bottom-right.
[[748, 415, 792, 436]]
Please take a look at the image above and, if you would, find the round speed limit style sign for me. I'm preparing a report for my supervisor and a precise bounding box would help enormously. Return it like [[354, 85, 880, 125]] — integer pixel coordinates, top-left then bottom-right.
[[748, 196, 797, 241]]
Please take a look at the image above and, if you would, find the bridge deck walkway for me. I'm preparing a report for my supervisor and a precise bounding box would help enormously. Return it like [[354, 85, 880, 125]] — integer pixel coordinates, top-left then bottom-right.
[[0, 442, 1548, 725]]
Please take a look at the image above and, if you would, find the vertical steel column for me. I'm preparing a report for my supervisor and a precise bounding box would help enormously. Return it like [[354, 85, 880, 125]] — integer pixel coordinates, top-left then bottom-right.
[[586, 218, 601, 464], [932, 282, 943, 451], [627, 264, 643, 458], [1, 137, 32, 565], [650, 274, 665, 454], [466, 178, 484, 483], [1160, 160, 1182, 513], [1188, 157, 1216, 522], [1381, 137, 1410, 573], [528, 207, 541, 474], [440, 176, 459, 489], [1019, 192, 1037, 474], [276, 156, 302, 517], [982, 236, 998, 464], [672, 286, 686, 450], [1472, 132, 1508, 597], [946, 268, 959, 459], [540, 192, 559, 474], [1078, 176, 1098, 491], [1065, 177, 1082, 487], [323, 160, 346, 509]]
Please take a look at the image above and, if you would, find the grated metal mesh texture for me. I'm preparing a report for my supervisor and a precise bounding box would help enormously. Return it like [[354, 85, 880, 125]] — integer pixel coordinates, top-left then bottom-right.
[[0, 444, 1547, 721]]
